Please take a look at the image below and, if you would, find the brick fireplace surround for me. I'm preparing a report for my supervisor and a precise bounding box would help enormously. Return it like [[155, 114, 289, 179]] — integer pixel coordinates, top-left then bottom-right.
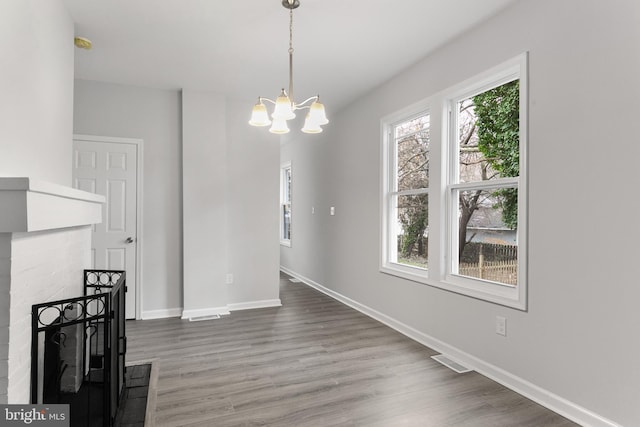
[[0, 177, 103, 403]]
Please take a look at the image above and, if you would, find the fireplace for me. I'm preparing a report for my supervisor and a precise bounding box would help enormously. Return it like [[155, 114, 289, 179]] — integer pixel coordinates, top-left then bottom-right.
[[0, 178, 105, 405]]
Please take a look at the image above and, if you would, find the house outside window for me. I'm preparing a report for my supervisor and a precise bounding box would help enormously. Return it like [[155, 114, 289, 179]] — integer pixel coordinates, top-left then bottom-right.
[[281, 162, 292, 246], [381, 53, 528, 309]]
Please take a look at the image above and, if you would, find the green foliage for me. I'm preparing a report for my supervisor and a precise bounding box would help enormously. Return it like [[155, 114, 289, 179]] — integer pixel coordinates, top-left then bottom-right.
[[399, 194, 428, 258], [473, 80, 519, 229]]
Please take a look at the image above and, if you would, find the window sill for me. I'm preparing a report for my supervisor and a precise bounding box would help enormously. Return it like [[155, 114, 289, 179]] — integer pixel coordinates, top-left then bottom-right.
[[380, 263, 428, 285], [380, 264, 526, 310], [440, 275, 526, 310], [280, 240, 291, 248]]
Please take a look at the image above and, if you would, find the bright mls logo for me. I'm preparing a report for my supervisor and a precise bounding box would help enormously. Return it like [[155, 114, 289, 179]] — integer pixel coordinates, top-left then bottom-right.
[[0, 405, 69, 427]]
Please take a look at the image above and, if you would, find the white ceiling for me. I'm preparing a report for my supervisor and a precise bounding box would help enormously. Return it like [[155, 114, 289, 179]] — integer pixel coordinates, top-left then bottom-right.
[[63, 0, 517, 112]]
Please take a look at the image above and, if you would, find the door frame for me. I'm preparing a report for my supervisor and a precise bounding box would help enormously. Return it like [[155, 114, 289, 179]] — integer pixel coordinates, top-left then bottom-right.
[[74, 134, 144, 320]]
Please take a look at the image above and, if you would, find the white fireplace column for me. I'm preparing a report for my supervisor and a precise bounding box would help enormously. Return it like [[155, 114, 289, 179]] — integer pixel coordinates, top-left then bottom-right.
[[0, 177, 104, 404]]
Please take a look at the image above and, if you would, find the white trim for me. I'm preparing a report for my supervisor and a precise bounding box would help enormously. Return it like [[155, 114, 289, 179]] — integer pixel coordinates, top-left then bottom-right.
[[444, 54, 525, 103], [144, 300, 283, 320], [380, 108, 431, 278], [181, 306, 231, 320], [73, 134, 145, 320], [228, 299, 282, 311], [140, 308, 182, 320], [280, 266, 622, 427]]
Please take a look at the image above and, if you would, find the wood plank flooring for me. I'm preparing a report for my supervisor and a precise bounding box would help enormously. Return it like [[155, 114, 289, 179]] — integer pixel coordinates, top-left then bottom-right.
[[126, 273, 577, 427]]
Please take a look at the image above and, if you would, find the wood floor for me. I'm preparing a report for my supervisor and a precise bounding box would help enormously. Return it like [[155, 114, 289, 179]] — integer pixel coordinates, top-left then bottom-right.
[[126, 273, 577, 427]]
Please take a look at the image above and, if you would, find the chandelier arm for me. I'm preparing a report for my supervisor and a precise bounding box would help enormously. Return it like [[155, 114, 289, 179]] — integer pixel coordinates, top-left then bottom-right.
[[294, 95, 320, 109], [260, 97, 277, 105]]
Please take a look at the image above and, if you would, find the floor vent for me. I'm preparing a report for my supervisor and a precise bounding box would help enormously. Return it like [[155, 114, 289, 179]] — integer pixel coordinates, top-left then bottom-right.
[[289, 278, 302, 283], [188, 314, 220, 322], [431, 354, 472, 373]]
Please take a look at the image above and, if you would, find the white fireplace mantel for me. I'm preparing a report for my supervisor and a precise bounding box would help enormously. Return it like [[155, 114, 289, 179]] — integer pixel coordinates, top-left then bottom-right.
[[0, 177, 104, 233]]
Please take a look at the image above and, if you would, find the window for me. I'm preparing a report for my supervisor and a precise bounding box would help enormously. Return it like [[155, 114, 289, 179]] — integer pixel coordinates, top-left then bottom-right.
[[280, 162, 292, 246], [381, 54, 527, 309], [444, 55, 527, 308], [381, 109, 431, 280]]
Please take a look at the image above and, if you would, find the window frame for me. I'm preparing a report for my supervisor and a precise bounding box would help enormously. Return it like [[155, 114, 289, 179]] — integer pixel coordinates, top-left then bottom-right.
[[443, 54, 528, 309], [380, 102, 432, 283], [380, 53, 528, 310], [280, 161, 292, 247]]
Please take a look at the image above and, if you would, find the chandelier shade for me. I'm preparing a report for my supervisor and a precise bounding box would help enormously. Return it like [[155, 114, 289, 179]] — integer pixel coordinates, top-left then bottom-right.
[[248, 100, 272, 127], [249, 0, 328, 134], [270, 118, 291, 134]]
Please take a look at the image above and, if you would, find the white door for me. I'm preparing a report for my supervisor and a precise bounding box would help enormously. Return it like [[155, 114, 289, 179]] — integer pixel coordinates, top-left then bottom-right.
[[73, 138, 138, 319]]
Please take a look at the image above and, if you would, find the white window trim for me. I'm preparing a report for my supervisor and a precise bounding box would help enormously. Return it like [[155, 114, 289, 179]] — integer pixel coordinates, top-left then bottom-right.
[[380, 101, 431, 283], [380, 53, 528, 310], [443, 53, 528, 310], [280, 161, 292, 247]]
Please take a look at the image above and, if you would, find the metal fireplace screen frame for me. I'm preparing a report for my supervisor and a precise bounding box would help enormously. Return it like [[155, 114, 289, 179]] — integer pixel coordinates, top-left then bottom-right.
[[31, 270, 126, 427]]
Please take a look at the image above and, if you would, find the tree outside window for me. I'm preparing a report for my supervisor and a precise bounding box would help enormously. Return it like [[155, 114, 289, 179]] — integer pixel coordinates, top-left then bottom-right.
[[454, 80, 520, 286], [392, 114, 430, 269]]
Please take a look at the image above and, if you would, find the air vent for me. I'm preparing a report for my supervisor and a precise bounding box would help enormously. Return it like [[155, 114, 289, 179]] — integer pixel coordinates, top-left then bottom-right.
[[431, 354, 472, 373], [188, 314, 220, 322]]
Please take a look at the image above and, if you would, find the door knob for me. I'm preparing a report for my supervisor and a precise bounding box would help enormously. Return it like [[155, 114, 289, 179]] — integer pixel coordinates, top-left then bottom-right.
[[125, 237, 135, 244]]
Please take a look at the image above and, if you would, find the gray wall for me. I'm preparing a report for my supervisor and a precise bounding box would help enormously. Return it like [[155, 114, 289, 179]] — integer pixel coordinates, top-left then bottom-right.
[[281, 0, 640, 425], [74, 81, 281, 318], [226, 98, 282, 306], [0, 0, 74, 186], [74, 80, 184, 314], [182, 90, 229, 317]]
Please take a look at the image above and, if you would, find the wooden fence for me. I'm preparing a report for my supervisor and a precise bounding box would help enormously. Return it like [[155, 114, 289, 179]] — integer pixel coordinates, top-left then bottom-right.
[[459, 259, 517, 285]]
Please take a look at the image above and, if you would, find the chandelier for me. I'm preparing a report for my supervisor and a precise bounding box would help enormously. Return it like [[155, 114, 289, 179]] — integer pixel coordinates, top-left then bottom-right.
[[249, 0, 329, 134]]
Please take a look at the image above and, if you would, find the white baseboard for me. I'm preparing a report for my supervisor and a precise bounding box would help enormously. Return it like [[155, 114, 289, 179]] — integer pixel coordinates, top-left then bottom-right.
[[228, 299, 282, 311], [141, 299, 282, 321], [181, 306, 230, 320], [140, 307, 182, 320], [280, 266, 621, 427]]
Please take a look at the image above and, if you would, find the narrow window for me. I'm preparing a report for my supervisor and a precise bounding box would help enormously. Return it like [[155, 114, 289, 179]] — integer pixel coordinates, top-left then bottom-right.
[[280, 163, 292, 246], [381, 112, 430, 279]]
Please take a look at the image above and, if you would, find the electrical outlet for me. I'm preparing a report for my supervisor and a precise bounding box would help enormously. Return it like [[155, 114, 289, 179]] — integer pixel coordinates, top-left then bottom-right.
[[226, 273, 233, 285], [312, 206, 315, 214], [330, 206, 335, 215], [496, 316, 507, 336]]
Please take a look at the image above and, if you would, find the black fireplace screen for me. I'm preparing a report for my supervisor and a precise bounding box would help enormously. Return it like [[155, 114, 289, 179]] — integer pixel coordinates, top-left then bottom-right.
[[31, 270, 126, 427]]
